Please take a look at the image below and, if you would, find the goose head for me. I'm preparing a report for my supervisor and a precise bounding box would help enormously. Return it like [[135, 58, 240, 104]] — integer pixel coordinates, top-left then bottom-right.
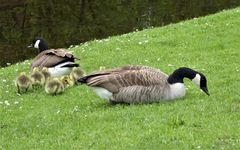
[[28, 37, 48, 52], [168, 67, 209, 96], [191, 72, 209, 96]]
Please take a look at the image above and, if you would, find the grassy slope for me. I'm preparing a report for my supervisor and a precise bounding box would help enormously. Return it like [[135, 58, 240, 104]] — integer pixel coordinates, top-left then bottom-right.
[[1, 8, 240, 149]]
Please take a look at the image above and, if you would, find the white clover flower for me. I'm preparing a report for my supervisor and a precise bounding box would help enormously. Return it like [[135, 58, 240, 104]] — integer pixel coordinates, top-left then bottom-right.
[[2, 79, 6, 82], [4, 100, 10, 106], [14, 101, 19, 104], [157, 58, 160, 61], [138, 42, 142, 45], [57, 110, 60, 114]]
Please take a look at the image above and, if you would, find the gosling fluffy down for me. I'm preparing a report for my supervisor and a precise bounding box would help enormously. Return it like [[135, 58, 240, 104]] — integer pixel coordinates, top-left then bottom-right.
[[45, 78, 64, 95], [60, 75, 75, 88], [41, 67, 51, 81], [30, 67, 45, 86], [70, 67, 85, 83], [15, 72, 33, 93]]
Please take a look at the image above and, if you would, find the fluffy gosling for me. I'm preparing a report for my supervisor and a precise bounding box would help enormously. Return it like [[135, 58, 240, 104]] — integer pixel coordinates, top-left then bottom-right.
[[60, 75, 75, 88], [45, 78, 64, 95], [15, 72, 33, 93], [30, 67, 45, 86], [70, 67, 85, 83], [41, 67, 51, 82]]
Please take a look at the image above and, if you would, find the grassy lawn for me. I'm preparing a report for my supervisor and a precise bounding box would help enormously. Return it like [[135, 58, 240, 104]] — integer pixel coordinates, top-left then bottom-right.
[[1, 8, 240, 149]]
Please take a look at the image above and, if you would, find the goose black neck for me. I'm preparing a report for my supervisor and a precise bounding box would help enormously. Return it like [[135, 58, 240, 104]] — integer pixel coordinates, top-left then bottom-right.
[[39, 42, 48, 52], [167, 67, 197, 84]]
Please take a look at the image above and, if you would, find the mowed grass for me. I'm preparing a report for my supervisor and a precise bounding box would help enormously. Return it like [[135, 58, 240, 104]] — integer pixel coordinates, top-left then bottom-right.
[[1, 8, 240, 149]]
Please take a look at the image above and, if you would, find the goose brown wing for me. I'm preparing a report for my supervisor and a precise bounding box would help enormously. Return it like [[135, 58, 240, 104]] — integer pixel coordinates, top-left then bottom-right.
[[82, 66, 168, 93], [30, 49, 77, 71]]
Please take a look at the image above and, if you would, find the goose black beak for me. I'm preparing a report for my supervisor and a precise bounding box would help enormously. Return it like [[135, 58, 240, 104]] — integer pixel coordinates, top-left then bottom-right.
[[27, 44, 33, 48], [201, 87, 210, 96]]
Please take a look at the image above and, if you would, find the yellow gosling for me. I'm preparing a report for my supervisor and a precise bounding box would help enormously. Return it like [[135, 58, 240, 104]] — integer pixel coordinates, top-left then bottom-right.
[[15, 72, 33, 93], [60, 75, 75, 88], [45, 78, 64, 95], [41, 67, 51, 82], [70, 67, 85, 83], [30, 67, 45, 86]]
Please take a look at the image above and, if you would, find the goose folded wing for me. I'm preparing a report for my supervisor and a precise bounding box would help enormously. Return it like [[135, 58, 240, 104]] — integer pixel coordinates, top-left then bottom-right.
[[84, 69, 168, 93]]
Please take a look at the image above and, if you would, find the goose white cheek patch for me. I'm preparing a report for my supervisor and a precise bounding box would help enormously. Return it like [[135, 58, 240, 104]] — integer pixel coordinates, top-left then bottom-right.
[[192, 73, 201, 87], [34, 40, 41, 48]]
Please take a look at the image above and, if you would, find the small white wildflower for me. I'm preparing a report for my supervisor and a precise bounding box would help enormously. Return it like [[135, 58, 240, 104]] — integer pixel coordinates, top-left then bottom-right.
[[14, 101, 19, 104], [3, 79, 6, 82], [135, 29, 139, 31], [75, 45, 79, 48], [69, 45, 74, 48], [57, 110, 60, 114], [4, 100, 10, 106], [6, 63, 11, 66], [197, 145, 201, 149], [236, 69, 239, 72], [144, 59, 149, 62], [157, 58, 160, 61], [144, 40, 148, 43], [5, 91, 9, 93], [138, 42, 142, 45]]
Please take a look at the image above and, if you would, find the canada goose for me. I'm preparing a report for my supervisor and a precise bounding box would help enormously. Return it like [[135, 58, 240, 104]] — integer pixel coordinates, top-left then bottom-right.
[[45, 78, 64, 95], [60, 75, 75, 88], [28, 37, 79, 77], [30, 67, 45, 86], [15, 72, 33, 93], [77, 65, 209, 104], [41, 67, 51, 82], [70, 67, 85, 83]]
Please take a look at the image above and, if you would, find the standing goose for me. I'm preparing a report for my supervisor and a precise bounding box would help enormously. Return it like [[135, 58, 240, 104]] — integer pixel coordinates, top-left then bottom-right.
[[28, 37, 79, 77], [77, 65, 209, 104]]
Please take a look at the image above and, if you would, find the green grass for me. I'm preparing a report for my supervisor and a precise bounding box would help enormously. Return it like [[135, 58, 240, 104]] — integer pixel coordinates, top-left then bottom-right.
[[1, 8, 240, 149]]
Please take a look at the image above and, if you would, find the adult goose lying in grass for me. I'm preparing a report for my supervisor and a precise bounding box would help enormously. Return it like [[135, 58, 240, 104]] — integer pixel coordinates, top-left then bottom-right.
[[78, 65, 209, 104], [28, 37, 79, 77]]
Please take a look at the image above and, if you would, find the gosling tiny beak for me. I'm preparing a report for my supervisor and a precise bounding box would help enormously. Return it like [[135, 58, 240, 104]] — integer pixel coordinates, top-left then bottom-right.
[[201, 87, 210, 96], [27, 44, 33, 48]]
